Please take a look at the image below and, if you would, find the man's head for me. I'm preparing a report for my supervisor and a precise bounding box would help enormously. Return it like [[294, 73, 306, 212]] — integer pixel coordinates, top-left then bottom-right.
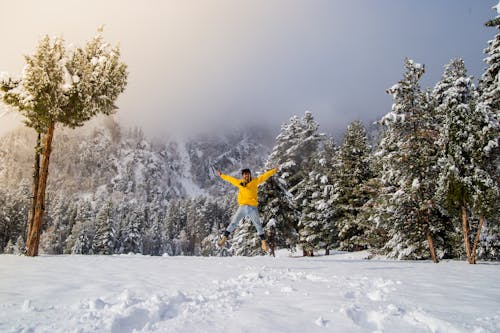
[[241, 168, 252, 183]]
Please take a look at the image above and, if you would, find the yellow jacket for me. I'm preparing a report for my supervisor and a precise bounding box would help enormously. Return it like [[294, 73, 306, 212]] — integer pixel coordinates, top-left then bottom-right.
[[220, 168, 277, 207]]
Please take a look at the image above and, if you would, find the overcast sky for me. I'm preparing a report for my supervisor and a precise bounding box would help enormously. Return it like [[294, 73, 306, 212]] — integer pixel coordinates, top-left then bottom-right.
[[0, 0, 497, 138]]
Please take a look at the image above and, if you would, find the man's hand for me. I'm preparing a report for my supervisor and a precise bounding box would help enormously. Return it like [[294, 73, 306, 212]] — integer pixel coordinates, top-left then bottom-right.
[[217, 170, 222, 176]]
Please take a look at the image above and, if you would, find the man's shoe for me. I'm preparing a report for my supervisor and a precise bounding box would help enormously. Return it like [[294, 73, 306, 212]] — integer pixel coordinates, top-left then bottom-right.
[[261, 240, 269, 252], [217, 235, 227, 247]]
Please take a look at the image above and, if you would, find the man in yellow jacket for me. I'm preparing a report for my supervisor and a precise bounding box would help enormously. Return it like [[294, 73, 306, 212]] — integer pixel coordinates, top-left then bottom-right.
[[216, 166, 278, 252]]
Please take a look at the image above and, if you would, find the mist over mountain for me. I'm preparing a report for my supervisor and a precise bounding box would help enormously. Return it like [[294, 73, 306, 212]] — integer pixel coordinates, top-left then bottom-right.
[[0, 117, 274, 202]]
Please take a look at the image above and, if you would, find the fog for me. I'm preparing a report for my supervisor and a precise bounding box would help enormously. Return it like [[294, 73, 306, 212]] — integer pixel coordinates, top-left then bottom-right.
[[0, 0, 496, 138]]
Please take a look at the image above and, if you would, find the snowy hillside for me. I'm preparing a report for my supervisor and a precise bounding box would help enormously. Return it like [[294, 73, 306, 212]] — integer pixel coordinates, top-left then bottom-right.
[[1, 252, 498, 333]]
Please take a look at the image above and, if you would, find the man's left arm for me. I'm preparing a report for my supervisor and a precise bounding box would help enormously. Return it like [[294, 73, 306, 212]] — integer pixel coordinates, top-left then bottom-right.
[[257, 167, 278, 184]]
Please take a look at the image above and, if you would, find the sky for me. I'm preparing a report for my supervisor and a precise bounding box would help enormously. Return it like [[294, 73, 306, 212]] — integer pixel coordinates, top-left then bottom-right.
[[0, 0, 498, 138]]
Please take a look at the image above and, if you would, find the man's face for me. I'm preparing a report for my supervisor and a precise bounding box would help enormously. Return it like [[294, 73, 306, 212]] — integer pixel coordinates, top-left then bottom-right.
[[242, 172, 251, 182]]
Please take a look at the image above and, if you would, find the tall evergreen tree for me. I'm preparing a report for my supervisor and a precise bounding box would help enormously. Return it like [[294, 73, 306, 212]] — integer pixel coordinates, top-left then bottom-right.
[[315, 138, 340, 255], [69, 200, 95, 254], [258, 116, 301, 250], [296, 154, 333, 256], [120, 208, 144, 254], [259, 111, 324, 253], [46, 194, 72, 254], [377, 59, 440, 261], [231, 218, 262, 256], [436, 8, 500, 263], [476, 4, 500, 260], [93, 202, 114, 255], [0, 29, 128, 256], [333, 121, 372, 251], [163, 200, 187, 255], [431, 59, 474, 259], [143, 213, 164, 256]]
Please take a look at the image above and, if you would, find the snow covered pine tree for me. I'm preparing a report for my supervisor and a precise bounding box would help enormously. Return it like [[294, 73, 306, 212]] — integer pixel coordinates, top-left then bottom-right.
[[0, 28, 128, 256], [378, 59, 440, 262]]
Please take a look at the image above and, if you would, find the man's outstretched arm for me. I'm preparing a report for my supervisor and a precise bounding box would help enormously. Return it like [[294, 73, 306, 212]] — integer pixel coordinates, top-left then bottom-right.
[[217, 170, 241, 187], [257, 166, 279, 184]]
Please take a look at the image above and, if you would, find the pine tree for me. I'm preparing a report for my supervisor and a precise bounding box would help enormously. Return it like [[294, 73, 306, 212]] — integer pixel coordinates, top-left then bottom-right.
[[353, 176, 387, 252], [15, 236, 26, 255], [0, 28, 128, 256], [205, 195, 234, 257], [334, 121, 373, 251], [231, 218, 262, 256], [3, 239, 16, 254], [377, 59, 440, 261], [39, 225, 60, 254], [436, 61, 497, 264], [194, 198, 219, 255], [295, 137, 339, 256], [436, 8, 500, 263], [430, 59, 472, 259], [121, 208, 144, 254], [0, 187, 29, 253], [143, 213, 164, 256], [163, 200, 187, 255], [259, 111, 324, 253], [46, 194, 71, 254], [72, 225, 92, 255], [315, 138, 339, 255], [186, 197, 211, 255], [68, 200, 95, 254], [296, 163, 332, 256], [475, 4, 500, 261], [62, 202, 79, 254], [93, 202, 114, 255]]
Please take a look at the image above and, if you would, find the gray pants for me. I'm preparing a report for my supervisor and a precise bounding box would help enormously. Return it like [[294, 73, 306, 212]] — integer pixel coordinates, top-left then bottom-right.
[[226, 205, 264, 236]]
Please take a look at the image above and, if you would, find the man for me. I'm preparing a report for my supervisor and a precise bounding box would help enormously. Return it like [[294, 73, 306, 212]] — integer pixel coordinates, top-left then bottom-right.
[[217, 166, 278, 252]]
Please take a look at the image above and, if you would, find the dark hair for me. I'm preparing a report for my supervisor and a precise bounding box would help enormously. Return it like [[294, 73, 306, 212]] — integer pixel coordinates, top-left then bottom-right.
[[241, 168, 251, 175]]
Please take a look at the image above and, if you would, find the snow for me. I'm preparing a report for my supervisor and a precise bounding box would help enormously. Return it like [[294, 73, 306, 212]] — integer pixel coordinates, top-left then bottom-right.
[[174, 139, 206, 197], [0, 110, 10, 119], [0, 71, 10, 81], [1, 252, 499, 333], [411, 178, 420, 190], [266, 218, 277, 228], [484, 138, 498, 154]]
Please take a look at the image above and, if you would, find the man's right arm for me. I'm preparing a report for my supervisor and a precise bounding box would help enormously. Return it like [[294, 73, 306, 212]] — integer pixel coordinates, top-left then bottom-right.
[[219, 172, 241, 188]]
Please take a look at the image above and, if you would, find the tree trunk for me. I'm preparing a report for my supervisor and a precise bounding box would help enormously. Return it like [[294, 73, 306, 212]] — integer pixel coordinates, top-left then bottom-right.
[[26, 123, 55, 257], [461, 205, 472, 264], [26, 132, 41, 251], [469, 215, 485, 265], [302, 246, 313, 257], [418, 204, 438, 263], [268, 231, 275, 257], [424, 226, 439, 263]]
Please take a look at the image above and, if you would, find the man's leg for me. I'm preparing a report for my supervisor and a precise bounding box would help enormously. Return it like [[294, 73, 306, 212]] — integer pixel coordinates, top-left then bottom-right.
[[247, 206, 264, 235], [218, 205, 247, 246], [226, 205, 248, 234], [247, 206, 269, 252]]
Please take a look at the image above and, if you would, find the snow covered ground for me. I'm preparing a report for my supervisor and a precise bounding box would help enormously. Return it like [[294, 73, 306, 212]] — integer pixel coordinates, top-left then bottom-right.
[[1, 251, 499, 333]]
